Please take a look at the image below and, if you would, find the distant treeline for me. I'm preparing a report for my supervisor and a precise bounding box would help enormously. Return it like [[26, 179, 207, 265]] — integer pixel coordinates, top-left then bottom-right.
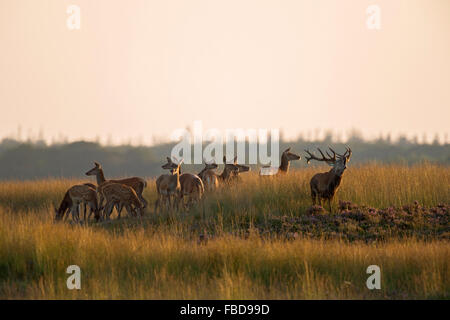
[[0, 137, 448, 180]]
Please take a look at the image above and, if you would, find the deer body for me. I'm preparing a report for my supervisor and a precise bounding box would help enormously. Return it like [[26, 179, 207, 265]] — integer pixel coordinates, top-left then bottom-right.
[[101, 183, 143, 219], [55, 184, 100, 222], [310, 170, 343, 202], [155, 159, 182, 212], [305, 147, 352, 212], [179, 173, 204, 208], [85, 162, 148, 210], [198, 161, 219, 191], [162, 157, 204, 209]]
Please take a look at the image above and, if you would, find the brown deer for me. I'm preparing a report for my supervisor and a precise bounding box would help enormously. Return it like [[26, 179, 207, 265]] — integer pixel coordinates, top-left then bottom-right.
[[259, 147, 301, 176], [221, 156, 250, 182], [54, 183, 97, 221], [54, 184, 100, 222], [100, 183, 144, 219], [85, 162, 148, 209], [162, 157, 204, 210], [304, 146, 352, 213], [197, 160, 219, 191], [154, 158, 183, 212]]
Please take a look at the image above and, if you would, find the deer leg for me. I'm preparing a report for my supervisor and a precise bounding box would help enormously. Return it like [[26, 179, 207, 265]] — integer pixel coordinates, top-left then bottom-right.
[[328, 198, 333, 213], [154, 197, 160, 214], [71, 204, 79, 222], [105, 202, 114, 220], [138, 193, 147, 209], [167, 195, 172, 211], [116, 201, 123, 219], [83, 203, 87, 222], [63, 208, 70, 222], [311, 189, 317, 205], [125, 203, 134, 217], [98, 194, 104, 212], [173, 194, 179, 211], [88, 202, 96, 221], [75, 204, 80, 222]]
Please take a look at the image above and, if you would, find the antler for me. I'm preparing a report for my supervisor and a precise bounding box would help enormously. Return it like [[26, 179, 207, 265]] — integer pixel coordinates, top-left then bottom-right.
[[304, 147, 337, 164], [341, 146, 352, 161]]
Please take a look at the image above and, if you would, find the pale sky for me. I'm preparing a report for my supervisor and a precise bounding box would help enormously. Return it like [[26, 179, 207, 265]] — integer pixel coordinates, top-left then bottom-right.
[[0, 0, 449, 145]]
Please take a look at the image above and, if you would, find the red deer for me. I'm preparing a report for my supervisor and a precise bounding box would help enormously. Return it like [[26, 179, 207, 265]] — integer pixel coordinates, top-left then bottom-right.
[[54, 184, 100, 222], [85, 162, 148, 210], [259, 147, 301, 176], [304, 146, 352, 213], [221, 156, 250, 182], [198, 160, 219, 191], [154, 158, 183, 212], [100, 183, 144, 219], [163, 157, 204, 210]]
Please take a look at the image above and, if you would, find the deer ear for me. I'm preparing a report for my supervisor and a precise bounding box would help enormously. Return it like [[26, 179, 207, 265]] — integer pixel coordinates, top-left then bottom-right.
[[284, 147, 291, 153], [94, 161, 100, 167], [166, 157, 171, 163]]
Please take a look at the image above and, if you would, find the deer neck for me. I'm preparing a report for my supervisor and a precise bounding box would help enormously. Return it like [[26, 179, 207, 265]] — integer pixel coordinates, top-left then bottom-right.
[[198, 168, 206, 178], [173, 170, 181, 188], [96, 169, 106, 185], [279, 155, 290, 173], [330, 167, 344, 178], [220, 167, 230, 180], [328, 171, 343, 194]]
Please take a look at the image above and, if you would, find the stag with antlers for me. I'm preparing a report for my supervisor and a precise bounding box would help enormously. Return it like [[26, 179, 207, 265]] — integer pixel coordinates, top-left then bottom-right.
[[304, 146, 352, 213]]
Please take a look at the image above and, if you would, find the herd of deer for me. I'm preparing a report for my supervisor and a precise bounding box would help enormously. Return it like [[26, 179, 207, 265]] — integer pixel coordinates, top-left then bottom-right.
[[54, 146, 352, 223]]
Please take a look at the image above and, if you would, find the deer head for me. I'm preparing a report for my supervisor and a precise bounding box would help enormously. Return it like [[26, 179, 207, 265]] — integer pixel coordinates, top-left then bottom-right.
[[162, 157, 175, 170], [163, 157, 184, 175], [282, 147, 301, 161], [85, 161, 102, 176], [231, 156, 250, 173], [304, 146, 352, 176], [204, 159, 218, 170], [222, 156, 240, 178]]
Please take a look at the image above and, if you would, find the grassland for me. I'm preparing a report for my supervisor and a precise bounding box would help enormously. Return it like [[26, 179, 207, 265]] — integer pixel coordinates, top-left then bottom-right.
[[0, 163, 448, 299]]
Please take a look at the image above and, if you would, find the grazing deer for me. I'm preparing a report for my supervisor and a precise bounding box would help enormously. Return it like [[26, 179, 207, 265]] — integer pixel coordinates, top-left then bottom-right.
[[101, 183, 144, 219], [54, 183, 99, 222], [154, 159, 183, 212], [85, 162, 148, 209], [54, 184, 100, 222], [259, 147, 301, 176], [304, 146, 352, 213], [220, 156, 250, 182], [198, 160, 219, 191], [162, 157, 205, 210]]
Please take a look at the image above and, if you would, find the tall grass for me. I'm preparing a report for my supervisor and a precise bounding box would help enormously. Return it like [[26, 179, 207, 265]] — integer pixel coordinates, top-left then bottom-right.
[[0, 163, 448, 299], [0, 208, 448, 299]]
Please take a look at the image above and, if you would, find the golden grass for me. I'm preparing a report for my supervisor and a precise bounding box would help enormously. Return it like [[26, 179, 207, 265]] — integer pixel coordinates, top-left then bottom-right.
[[0, 163, 448, 299]]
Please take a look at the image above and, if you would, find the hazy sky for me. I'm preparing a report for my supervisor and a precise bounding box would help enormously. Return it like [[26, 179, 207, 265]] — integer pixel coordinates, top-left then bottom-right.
[[0, 0, 449, 144]]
